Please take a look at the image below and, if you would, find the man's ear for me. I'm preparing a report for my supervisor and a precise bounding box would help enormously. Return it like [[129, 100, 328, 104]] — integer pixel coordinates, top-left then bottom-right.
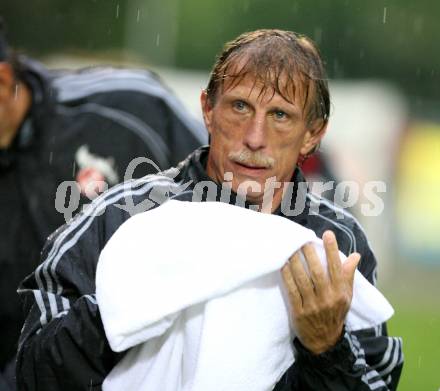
[[0, 62, 15, 103], [300, 119, 328, 156], [200, 90, 214, 135]]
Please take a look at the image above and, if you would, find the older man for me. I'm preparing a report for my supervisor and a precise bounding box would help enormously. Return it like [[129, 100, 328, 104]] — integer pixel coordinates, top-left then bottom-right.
[[17, 29, 402, 390]]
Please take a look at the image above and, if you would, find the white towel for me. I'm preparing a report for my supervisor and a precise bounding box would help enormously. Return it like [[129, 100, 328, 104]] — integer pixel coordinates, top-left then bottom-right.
[[96, 200, 394, 391]]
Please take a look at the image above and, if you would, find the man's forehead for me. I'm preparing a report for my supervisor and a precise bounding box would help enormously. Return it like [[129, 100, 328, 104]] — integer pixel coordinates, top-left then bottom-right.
[[220, 71, 305, 108], [219, 54, 306, 100]]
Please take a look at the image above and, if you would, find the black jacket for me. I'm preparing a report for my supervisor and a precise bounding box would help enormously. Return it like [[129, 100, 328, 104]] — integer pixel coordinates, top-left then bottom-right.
[[0, 57, 206, 378], [17, 147, 403, 390]]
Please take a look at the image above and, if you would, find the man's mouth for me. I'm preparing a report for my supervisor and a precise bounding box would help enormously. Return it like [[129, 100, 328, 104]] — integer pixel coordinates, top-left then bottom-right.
[[232, 161, 269, 177], [237, 161, 267, 169]]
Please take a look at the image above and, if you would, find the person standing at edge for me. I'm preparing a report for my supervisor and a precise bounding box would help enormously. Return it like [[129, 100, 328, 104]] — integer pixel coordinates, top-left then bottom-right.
[[17, 29, 402, 390], [0, 17, 205, 391]]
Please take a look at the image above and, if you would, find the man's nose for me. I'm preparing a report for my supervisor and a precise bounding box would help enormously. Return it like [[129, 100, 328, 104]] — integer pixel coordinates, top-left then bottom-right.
[[243, 114, 267, 151]]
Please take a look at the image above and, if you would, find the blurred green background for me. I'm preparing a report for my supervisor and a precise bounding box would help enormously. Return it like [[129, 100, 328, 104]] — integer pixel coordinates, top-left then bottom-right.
[[2, 1, 439, 389], [3, 0, 440, 107]]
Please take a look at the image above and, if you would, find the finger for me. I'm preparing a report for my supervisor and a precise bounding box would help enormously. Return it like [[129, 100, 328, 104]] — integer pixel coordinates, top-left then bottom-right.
[[342, 252, 361, 290], [301, 243, 328, 296], [281, 263, 302, 313], [323, 230, 342, 286], [288, 251, 315, 306]]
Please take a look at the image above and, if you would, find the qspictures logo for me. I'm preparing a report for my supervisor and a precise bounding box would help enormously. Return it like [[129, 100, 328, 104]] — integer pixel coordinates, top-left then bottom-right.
[[55, 156, 386, 222]]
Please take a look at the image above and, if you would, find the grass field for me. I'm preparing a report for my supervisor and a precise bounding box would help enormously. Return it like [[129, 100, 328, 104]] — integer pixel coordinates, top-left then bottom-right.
[[381, 265, 440, 391], [388, 305, 440, 390]]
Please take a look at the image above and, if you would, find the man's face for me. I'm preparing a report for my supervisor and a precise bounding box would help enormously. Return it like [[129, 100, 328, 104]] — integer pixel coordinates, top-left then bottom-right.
[[202, 74, 325, 210], [0, 63, 12, 141], [0, 62, 31, 148]]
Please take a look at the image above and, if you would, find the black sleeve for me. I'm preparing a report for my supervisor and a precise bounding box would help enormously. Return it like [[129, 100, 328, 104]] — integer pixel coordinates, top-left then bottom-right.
[[16, 176, 171, 390], [16, 200, 127, 390], [17, 296, 120, 390], [274, 327, 403, 391]]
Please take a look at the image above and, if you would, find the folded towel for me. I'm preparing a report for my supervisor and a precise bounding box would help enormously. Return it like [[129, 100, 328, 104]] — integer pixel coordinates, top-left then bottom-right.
[[96, 200, 393, 391]]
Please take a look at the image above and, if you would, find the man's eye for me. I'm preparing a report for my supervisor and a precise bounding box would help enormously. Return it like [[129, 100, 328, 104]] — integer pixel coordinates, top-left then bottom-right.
[[233, 100, 247, 112], [274, 110, 287, 120]]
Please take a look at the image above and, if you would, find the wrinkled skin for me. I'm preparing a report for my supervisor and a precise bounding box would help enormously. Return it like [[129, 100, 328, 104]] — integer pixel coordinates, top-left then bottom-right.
[[201, 74, 360, 354], [282, 230, 360, 354]]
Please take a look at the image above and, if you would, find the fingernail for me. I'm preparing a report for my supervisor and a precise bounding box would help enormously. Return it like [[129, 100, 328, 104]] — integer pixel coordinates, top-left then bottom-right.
[[323, 230, 334, 243]]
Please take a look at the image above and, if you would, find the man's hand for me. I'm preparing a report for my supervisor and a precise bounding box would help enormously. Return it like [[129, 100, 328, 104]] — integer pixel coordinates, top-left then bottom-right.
[[281, 230, 361, 355]]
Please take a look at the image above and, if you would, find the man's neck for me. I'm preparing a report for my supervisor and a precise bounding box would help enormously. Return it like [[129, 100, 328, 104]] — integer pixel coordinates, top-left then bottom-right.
[[0, 81, 32, 149]]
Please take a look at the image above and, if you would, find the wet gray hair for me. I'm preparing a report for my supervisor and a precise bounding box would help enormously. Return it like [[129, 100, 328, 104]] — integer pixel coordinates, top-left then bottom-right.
[[206, 29, 330, 129]]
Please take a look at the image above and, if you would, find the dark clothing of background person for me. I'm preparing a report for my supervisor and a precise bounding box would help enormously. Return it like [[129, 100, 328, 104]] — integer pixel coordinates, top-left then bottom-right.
[[17, 147, 403, 391], [0, 57, 206, 389]]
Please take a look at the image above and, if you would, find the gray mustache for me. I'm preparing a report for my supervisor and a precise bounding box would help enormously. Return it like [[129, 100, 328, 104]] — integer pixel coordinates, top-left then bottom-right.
[[229, 150, 275, 169]]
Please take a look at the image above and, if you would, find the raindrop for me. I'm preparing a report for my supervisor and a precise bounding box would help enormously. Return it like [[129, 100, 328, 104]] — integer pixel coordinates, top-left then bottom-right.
[[413, 16, 424, 34], [137, 8, 141, 22], [49, 151, 53, 165], [116, 4, 119, 19], [333, 59, 340, 76], [383, 7, 387, 24], [156, 34, 160, 47], [417, 355, 422, 368], [314, 28, 322, 44]]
